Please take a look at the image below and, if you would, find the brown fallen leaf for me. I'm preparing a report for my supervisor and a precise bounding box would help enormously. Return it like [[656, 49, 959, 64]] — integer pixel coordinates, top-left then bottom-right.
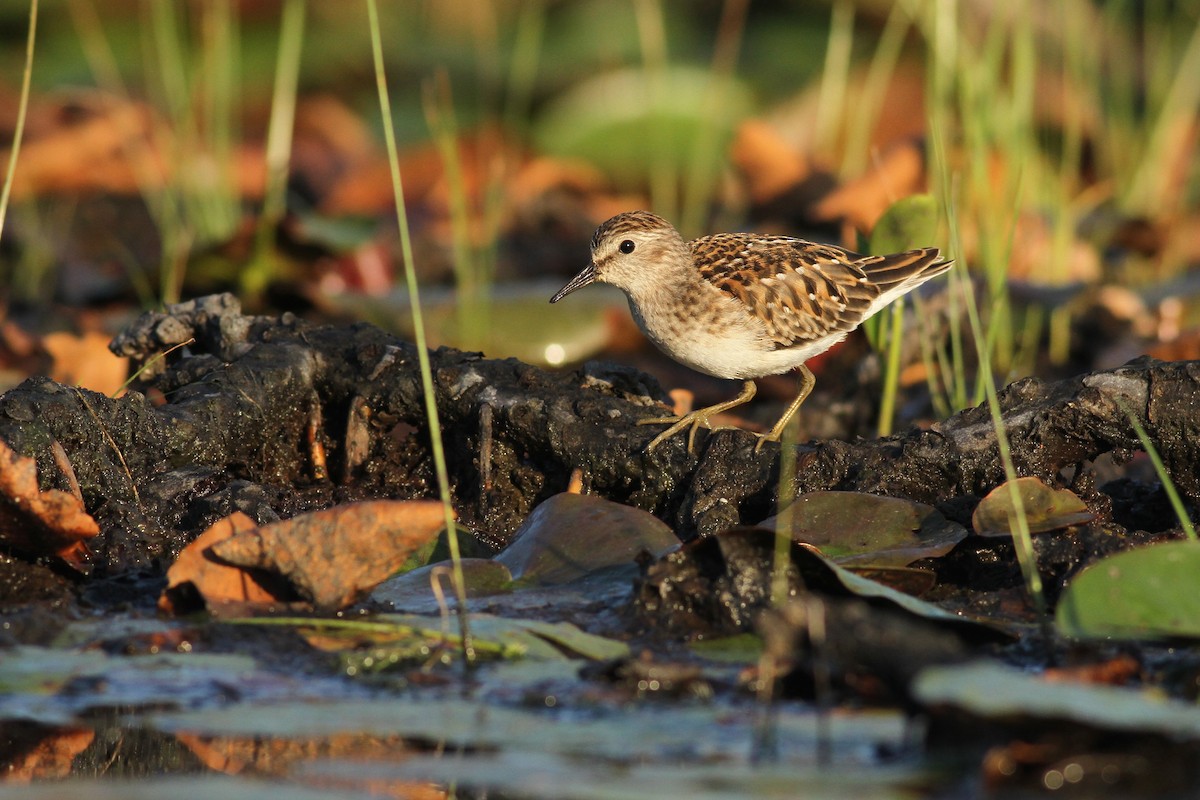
[[1043, 654, 1141, 687], [1, 727, 95, 784], [210, 500, 449, 609], [44, 330, 130, 396], [973, 477, 1094, 537], [812, 140, 925, 232], [159, 512, 285, 615], [177, 732, 444, 798], [0, 439, 99, 567], [730, 119, 812, 204], [8, 97, 168, 197]]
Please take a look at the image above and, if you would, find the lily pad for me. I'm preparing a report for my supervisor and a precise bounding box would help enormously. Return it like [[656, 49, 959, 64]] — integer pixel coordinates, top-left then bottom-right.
[[0, 647, 350, 727], [759, 491, 966, 567], [1056, 541, 1200, 639], [377, 613, 630, 661], [0, 776, 359, 800], [535, 66, 752, 188], [151, 696, 907, 764], [371, 558, 514, 611], [324, 280, 619, 367], [972, 477, 1094, 537], [495, 492, 678, 585], [688, 633, 764, 664], [914, 661, 1200, 738]]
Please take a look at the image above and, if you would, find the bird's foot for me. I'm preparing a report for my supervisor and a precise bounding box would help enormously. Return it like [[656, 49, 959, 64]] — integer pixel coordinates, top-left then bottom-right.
[[750, 429, 781, 453], [637, 380, 759, 454], [638, 412, 727, 453]]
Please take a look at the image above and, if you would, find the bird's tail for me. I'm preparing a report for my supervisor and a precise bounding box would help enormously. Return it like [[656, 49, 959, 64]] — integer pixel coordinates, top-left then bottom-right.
[[858, 248, 953, 316]]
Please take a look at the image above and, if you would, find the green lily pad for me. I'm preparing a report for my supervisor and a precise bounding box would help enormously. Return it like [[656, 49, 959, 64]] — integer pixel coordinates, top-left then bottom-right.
[[1056, 541, 1200, 639], [534, 66, 752, 188], [972, 477, 1093, 537], [324, 281, 618, 367], [759, 491, 966, 567]]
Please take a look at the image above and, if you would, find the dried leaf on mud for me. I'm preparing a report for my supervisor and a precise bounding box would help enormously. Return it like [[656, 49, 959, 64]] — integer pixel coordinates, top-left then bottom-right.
[[159, 512, 284, 615], [209, 500, 449, 610], [973, 477, 1093, 537], [44, 330, 130, 396], [0, 439, 99, 567]]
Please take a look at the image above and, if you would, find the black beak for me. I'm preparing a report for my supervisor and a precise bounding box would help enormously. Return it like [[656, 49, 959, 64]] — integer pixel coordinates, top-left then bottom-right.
[[549, 263, 597, 303]]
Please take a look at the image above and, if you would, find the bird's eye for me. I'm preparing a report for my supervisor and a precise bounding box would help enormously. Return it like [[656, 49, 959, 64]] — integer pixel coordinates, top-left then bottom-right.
[[619, 239, 636, 254]]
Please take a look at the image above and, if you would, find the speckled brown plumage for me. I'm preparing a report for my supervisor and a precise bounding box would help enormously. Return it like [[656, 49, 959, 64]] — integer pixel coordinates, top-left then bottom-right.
[[551, 211, 952, 451]]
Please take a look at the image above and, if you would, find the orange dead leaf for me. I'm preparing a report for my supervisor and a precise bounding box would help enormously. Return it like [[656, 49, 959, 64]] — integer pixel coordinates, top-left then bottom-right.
[[159, 512, 283, 615], [8, 98, 169, 198], [2, 728, 95, 784], [506, 156, 606, 209], [813, 141, 925, 232], [0, 439, 99, 566], [175, 733, 444, 798], [731, 119, 812, 204], [1042, 654, 1141, 687], [44, 330, 129, 396], [209, 500, 450, 610]]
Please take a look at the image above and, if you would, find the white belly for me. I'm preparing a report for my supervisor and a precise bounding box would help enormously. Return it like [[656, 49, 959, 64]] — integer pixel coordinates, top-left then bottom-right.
[[627, 294, 839, 380]]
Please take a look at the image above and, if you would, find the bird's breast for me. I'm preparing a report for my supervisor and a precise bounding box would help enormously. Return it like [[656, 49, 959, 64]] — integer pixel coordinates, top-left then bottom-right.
[[625, 289, 784, 380]]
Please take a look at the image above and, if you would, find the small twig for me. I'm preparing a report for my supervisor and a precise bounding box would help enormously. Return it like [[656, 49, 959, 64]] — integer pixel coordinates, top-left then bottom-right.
[[114, 337, 196, 398], [73, 388, 141, 510], [50, 440, 83, 501], [306, 398, 328, 481]]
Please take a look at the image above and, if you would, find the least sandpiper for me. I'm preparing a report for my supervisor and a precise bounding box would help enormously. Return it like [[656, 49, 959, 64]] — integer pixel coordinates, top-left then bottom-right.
[[550, 210, 952, 452]]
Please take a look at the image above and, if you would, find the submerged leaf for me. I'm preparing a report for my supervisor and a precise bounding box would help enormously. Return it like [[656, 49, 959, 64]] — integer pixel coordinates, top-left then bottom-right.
[[375, 613, 630, 661], [972, 477, 1093, 537], [1056, 541, 1200, 639]]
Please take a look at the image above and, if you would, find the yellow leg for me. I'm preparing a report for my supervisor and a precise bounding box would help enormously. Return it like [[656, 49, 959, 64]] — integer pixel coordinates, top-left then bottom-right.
[[753, 364, 815, 452], [639, 380, 758, 452]]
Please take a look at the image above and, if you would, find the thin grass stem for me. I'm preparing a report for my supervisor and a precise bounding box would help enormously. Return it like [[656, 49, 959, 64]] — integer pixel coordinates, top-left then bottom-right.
[[1119, 400, 1198, 542], [367, 0, 474, 664], [0, 0, 38, 247], [245, 0, 305, 299]]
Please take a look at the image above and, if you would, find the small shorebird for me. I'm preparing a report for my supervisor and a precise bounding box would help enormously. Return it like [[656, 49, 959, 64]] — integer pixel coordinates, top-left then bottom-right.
[[550, 211, 952, 452]]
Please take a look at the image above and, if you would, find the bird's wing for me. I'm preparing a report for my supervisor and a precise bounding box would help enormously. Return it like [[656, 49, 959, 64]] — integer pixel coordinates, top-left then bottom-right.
[[693, 233, 880, 347]]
